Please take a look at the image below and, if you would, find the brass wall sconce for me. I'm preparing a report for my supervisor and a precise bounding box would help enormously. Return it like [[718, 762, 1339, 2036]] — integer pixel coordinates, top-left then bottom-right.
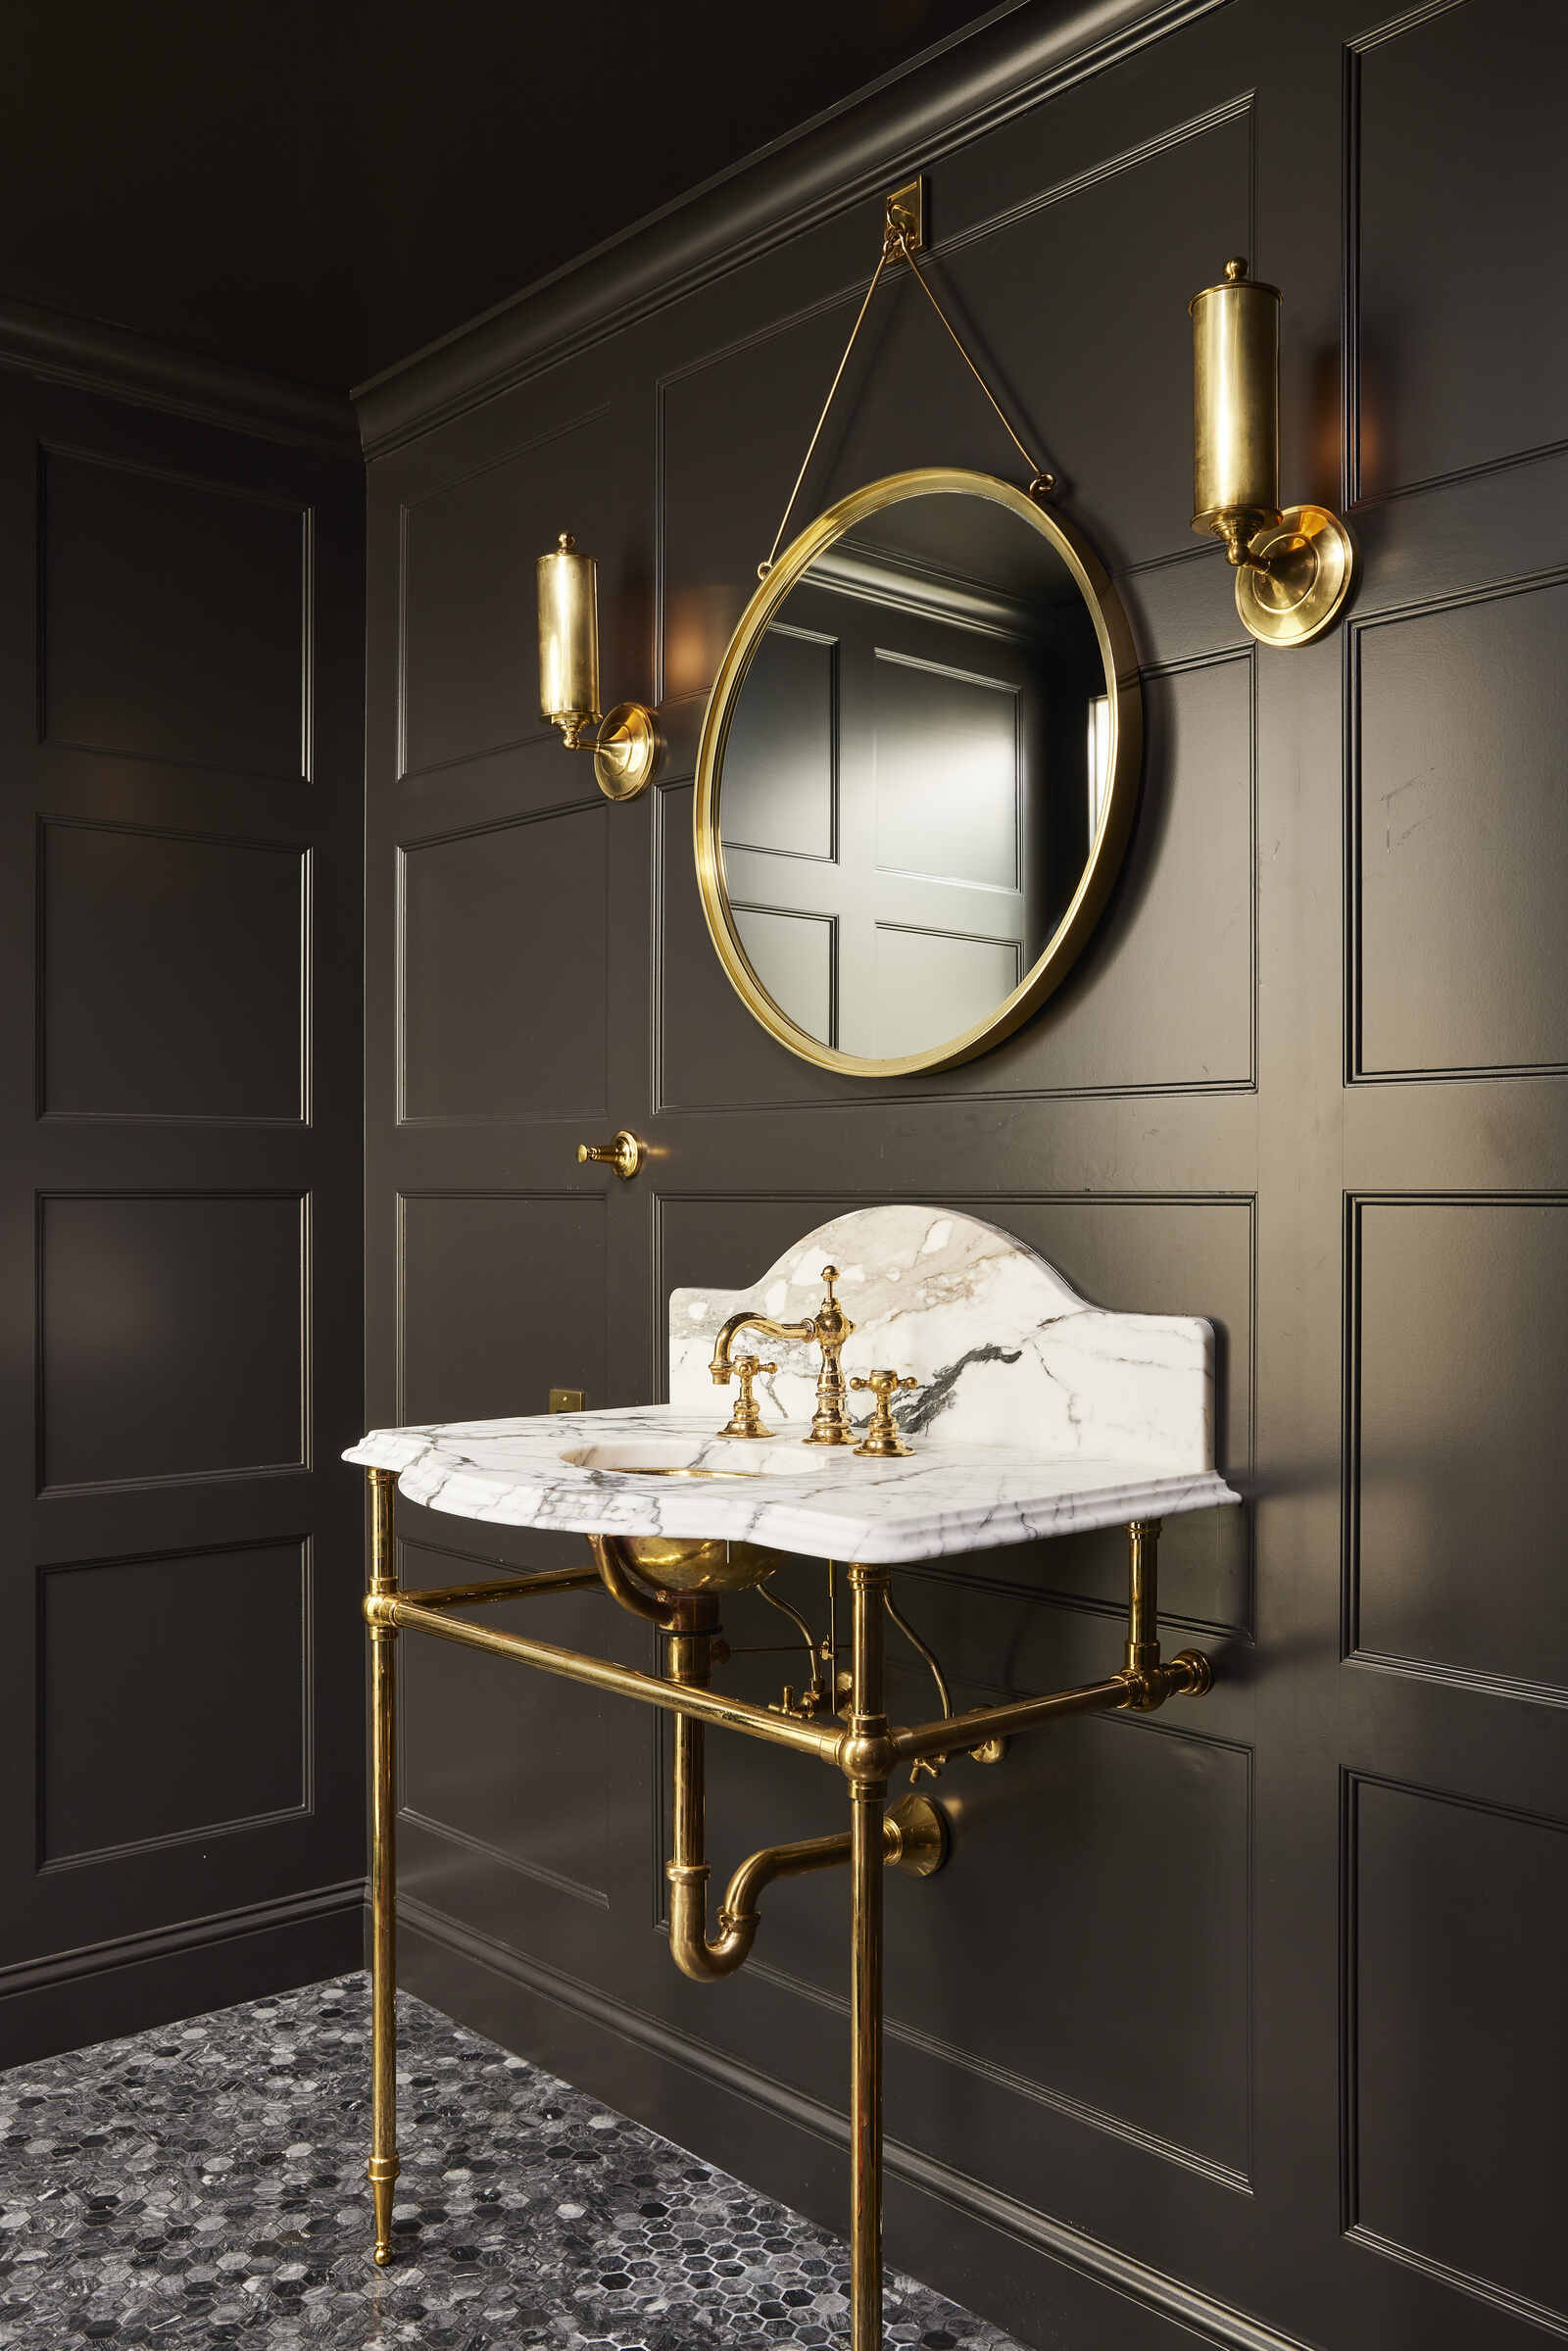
[[1190, 258, 1354, 647], [536, 531, 660, 799]]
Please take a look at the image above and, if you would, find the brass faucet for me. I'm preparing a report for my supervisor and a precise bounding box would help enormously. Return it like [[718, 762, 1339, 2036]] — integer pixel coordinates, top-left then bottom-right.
[[710, 1264, 857, 1445]]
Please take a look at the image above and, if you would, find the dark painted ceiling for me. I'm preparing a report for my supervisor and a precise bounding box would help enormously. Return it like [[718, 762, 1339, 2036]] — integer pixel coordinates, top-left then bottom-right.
[[0, 0, 1012, 393]]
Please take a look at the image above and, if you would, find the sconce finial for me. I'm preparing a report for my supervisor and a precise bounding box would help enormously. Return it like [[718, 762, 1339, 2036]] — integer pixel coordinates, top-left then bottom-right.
[[1189, 258, 1354, 647]]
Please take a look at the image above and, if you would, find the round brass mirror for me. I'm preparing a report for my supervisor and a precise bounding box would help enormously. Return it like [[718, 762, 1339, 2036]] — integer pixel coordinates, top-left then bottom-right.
[[694, 468, 1141, 1076]]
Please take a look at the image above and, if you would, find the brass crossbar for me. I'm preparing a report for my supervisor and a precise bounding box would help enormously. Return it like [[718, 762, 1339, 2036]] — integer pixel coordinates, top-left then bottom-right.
[[398, 1566, 604, 1608], [375, 1586, 1170, 1767], [372, 1592, 845, 1764]]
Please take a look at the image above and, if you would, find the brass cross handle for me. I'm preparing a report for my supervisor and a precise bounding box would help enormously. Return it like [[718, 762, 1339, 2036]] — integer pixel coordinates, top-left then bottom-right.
[[850, 1369, 918, 1458], [575, 1130, 644, 1181], [717, 1353, 777, 1442]]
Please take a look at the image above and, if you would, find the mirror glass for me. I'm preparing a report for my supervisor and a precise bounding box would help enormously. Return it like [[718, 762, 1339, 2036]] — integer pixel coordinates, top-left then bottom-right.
[[706, 482, 1123, 1068]]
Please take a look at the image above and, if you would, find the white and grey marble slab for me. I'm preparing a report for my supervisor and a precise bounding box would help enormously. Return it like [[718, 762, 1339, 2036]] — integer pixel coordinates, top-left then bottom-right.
[[668, 1205, 1219, 1467], [344, 1205, 1241, 1565]]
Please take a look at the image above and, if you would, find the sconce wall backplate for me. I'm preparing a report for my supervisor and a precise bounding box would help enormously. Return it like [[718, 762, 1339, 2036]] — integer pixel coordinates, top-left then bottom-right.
[[1235, 503, 1355, 647], [594, 701, 659, 800]]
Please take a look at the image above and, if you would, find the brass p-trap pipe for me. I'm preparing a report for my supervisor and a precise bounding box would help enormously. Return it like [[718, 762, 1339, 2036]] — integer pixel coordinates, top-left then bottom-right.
[[667, 1776, 947, 1983], [665, 1588, 947, 1983]]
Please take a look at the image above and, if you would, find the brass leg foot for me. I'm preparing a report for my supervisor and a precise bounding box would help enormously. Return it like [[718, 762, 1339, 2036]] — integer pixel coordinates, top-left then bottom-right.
[[368, 2155, 399, 2266]]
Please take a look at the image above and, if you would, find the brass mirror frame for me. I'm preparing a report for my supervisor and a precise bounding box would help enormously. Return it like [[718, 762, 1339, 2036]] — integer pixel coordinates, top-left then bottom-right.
[[693, 466, 1142, 1078]]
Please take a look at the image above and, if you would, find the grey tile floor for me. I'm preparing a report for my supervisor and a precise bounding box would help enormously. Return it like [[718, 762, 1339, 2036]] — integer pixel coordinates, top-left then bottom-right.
[[0, 1972, 1029, 2350]]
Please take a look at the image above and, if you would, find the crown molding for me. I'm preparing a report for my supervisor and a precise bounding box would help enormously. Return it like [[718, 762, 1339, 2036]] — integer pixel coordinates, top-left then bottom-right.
[[354, 0, 1229, 461], [0, 292, 360, 458]]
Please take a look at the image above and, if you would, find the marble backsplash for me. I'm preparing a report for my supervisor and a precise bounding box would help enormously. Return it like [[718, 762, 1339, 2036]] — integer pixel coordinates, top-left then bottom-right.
[[668, 1205, 1215, 1473]]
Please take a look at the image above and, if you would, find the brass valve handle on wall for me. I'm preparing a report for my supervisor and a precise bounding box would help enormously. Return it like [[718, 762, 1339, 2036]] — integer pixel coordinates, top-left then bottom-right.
[[576, 1130, 644, 1181]]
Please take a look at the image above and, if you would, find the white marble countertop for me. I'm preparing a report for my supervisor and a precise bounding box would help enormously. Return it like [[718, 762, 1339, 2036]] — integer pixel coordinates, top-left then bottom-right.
[[346, 1206, 1242, 1565], [343, 1403, 1239, 1566]]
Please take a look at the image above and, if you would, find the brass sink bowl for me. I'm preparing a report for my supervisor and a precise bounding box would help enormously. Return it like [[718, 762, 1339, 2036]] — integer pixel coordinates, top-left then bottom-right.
[[609, 1463, 782, 1592], [563, 1444, 802, 1590], [615, 1530, 782, 1593]]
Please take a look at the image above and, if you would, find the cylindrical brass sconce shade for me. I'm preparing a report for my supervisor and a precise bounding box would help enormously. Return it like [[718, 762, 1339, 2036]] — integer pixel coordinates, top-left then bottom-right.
[[1190, 258, 1281, 559], [1187, 256, 1354, 648], [537, 532, 600, 744]]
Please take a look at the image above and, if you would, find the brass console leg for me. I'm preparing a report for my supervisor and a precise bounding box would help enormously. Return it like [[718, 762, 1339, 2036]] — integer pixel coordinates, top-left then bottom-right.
[[847, 1563, 889, 2351], [367, 1467, 400, 2266]]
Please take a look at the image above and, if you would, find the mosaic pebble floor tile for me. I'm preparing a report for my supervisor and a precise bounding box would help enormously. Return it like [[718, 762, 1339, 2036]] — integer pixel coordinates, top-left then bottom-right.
[[0, 1972, 1031, 2351]]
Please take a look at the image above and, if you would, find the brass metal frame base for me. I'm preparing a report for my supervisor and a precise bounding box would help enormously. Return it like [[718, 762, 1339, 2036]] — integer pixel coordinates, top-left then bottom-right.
[[361, 1471, 1214, 2347], [1235, 503, 1355, 647], [594, 700, 660, 799]]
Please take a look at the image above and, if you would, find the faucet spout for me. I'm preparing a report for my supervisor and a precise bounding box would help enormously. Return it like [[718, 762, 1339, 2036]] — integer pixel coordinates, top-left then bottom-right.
[[709, 1309, 814, 1386]]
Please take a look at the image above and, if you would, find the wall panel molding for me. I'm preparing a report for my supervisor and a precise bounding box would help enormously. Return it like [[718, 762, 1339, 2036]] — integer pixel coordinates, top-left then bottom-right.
[[1343, 1192, 1568, 1703], [1341, 1768, 1568, 2336], [1347, 567, 1568, 1086], [1345, 0, 1568, 512], [38, 442, 314, 785], [402, 1895, 1309, 2351], [395, 403, 612, 781], [393, 1189, 609, 1428], [35, 1537, 314, 1871], [34, 1190, 311, 1496], [36, 816, 311, 1126], [395, 802, 610, 1127]]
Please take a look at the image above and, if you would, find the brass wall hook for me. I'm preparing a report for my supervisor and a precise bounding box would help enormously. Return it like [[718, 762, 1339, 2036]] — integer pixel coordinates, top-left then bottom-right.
[[576, 1129, 645, 1180]]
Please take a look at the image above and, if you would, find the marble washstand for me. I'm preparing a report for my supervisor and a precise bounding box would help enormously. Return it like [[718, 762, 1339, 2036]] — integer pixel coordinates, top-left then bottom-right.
[[344, 1205, 1243, 2351]]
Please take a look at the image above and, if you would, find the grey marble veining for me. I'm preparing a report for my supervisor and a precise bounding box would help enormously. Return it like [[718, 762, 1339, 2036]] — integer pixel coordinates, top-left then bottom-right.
[[0, 1973, 1029, 2351], [344, 1207, 1241, 1561]]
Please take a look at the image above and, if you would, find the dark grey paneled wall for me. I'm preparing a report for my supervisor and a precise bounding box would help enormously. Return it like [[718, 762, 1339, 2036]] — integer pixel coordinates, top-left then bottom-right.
[[359, 4, 1568, 2348], [0, 347, 367, 2060]]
